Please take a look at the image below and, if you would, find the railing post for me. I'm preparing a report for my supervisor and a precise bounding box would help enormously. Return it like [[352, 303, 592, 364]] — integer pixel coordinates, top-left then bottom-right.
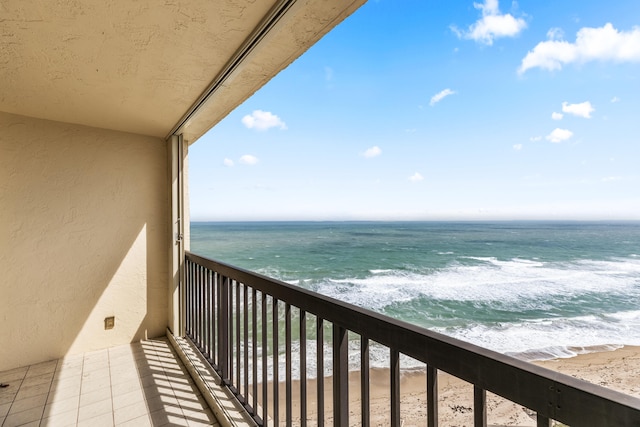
[[537, 415, 552, 427], [317, 318, 325, 427], [390, 349, 401, 427], [361, 337, 370, 427], [332, 324, 348, 427], [474, 386, 487, 427], [427, 365, 438, 427], [285, 304, 292, 426], [251, 288, 258, 416], [261, 293, 268, 425], [300, 310, 307, 427], [272, 297, 280, 427]]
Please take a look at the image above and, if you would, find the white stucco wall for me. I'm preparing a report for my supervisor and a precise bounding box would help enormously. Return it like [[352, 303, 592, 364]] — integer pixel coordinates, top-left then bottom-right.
[[0, 112, 169, 371]]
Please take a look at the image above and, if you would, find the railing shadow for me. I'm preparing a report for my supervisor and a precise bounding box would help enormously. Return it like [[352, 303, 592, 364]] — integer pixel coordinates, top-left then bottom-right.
[[133, 338, 218, 426]]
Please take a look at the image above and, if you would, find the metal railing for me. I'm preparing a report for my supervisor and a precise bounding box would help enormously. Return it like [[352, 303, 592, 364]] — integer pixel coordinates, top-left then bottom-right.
[[185, 251, 640, 426]]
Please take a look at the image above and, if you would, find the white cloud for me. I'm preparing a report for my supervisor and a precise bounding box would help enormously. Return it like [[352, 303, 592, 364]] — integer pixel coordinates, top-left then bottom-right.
[[530, 136, 542, 142], [409, 172, 424, 182], [239, 154, 259, 165], [513, 144, 523, 150], [362, 146, 382, 158], [451, 0, 527, 45], [519, 23, 640, 74], [611, 96, 621, 103], [430, 88, 456, 106], [551, 112, 564, 120], [562, 101, 594, 118], [602, 176, 623, 182], [546, 128, 573, 143], [241, 110, 287, 131], [223, 158, 235, 167]]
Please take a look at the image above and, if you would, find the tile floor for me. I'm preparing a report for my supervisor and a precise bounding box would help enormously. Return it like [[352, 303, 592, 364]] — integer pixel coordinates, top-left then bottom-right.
[[0, 338, 220, 427]]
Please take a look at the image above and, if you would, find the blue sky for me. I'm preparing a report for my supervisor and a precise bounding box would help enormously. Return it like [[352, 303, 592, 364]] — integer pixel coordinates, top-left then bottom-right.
[[189, 0, 640, 221]]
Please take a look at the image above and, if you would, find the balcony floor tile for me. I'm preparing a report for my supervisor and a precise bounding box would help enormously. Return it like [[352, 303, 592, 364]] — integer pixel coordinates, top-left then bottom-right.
[[0, 338, 219, 426]]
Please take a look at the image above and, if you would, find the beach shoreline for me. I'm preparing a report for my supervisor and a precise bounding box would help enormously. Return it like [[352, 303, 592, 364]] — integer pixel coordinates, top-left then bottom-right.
[[266, 345, 640, 426]]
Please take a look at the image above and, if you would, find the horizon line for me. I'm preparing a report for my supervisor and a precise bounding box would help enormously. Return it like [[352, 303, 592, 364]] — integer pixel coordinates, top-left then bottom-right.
[[190, 218, 640, 223]]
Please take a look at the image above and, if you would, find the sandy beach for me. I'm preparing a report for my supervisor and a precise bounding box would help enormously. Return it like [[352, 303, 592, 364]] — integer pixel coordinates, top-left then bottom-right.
[[269, 345, 640, 426]]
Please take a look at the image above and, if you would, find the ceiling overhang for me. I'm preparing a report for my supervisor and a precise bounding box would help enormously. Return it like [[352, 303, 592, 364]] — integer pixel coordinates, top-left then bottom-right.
[[0, 0, 366, 143]]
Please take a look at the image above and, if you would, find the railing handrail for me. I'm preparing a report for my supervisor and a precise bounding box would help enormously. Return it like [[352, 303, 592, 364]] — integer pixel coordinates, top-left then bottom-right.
[[185, 251, 640, 426]]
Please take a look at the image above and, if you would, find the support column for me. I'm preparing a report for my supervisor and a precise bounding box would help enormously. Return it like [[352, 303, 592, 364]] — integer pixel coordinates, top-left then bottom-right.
[[168, 134, 187, 336]]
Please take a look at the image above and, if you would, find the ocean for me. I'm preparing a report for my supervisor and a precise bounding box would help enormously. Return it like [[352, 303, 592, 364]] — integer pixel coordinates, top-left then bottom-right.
[[191, 221, 640, 365]]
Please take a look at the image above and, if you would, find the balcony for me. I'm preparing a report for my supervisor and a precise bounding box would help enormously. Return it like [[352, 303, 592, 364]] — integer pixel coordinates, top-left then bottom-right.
[[2, 252, 639, 426]]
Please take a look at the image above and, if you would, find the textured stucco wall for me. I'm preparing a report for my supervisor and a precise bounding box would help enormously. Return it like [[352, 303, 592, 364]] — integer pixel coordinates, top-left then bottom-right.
[[0, 112, 169, 371]]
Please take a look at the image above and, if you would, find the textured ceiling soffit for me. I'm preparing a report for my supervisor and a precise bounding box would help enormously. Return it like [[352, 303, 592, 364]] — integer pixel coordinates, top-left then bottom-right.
[[0, 0, 276, 137]]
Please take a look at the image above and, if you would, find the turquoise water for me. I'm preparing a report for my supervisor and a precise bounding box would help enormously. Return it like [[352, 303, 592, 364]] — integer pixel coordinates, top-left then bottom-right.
[[191, 221, 640, 362]]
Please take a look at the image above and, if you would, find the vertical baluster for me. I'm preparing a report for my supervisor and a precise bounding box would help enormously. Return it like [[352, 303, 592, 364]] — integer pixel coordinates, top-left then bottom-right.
[[203, 268, 208, 353], [194, 263, 198, 339], [215, 272, 221, 368], [201, 267, 206, 347], [201, 268, 206, 354], [187, 261, 192, 336], [193, 265, 198, 343], [272, 298, 279, 427], [361, 337, 370, 427], [332, 324, 348, 427], [244, 284, 249, 406], [390, 349, 400, 427], [185, 260, 190, 335], [285, 304, 292, 426], [252, 288, 258, 414], [427, 365, 438, 427], [236, 281, 241, 394], [195, 265, 201, 345], [220, 276, 229, 383], [207, 270, 215, 360], [317, 318, 324, 427], [215, 273, 220, 369], [198, 267, 207, 349], [189, 263, 195, 338], [194, 262, 198, 338], [228, 280, 234, 387], [208, 270, 214, 362], [474, 386, 487, 427], [204, 268, 210, 356], [300, 310, 307, 427], [262, 293, 268, 425], [199, 265, 204, 346], [198, 267, 207, 351]]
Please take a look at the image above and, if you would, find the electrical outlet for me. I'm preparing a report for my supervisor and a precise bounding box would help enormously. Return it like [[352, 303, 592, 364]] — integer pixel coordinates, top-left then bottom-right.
[[105, 316, 115, 330]]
